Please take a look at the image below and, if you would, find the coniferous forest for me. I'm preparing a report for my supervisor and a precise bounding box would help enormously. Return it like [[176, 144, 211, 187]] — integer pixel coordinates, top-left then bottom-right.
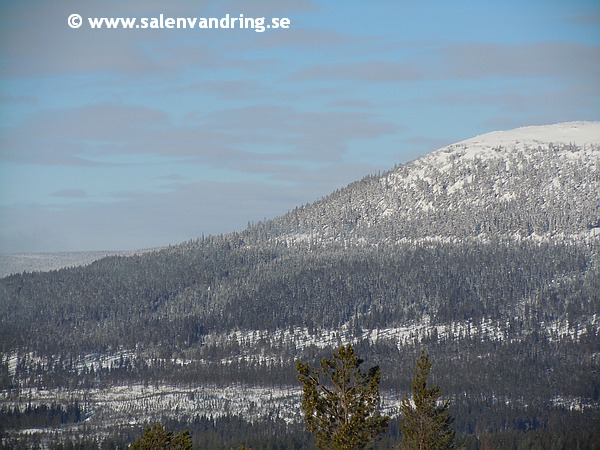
[[1, 137, 599, 448]]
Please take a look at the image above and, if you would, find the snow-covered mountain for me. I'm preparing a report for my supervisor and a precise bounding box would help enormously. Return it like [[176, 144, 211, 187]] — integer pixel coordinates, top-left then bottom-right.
[[2, 122, 597, 277], [1, 122, 599, 447], [272, 121, 599, 244]]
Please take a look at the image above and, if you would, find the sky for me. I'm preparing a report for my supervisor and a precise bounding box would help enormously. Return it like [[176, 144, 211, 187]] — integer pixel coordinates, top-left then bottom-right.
[[1, 0, 599, 253]]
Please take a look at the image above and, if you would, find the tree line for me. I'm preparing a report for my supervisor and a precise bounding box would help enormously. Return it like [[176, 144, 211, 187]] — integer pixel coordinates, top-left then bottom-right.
[[126, 346, 454, 450], [2, 343, 598, 449]]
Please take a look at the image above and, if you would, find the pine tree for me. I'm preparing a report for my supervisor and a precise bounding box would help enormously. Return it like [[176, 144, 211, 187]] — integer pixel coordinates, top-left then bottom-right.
[[400, 351, 455, 450], [296, 344, 389, 450], [130, 423, 192, 450]]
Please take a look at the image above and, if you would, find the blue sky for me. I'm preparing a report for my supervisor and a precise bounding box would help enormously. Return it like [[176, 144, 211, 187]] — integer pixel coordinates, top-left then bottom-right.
[[1, 0, 599, 253]]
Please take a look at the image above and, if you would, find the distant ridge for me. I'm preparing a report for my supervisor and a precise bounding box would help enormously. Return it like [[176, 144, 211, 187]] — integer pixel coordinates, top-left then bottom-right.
[[0, 248, 161, 278]]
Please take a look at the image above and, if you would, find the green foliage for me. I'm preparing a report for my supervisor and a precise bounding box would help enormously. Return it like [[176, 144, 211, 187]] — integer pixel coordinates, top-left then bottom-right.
[[400, 351, 455, 450], [130, 423, 192, 450], [296, 344, 389, 449]]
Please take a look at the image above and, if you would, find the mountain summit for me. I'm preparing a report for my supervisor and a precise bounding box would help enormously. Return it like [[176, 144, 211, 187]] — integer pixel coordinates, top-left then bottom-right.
[[271, 121, 600, 245]]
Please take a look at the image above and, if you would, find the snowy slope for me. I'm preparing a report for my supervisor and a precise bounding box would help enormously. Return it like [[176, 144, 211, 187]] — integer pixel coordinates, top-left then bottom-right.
[[419, 121, 599, 168], [275, 121, 600, 244], [458, 121, 599, 149]]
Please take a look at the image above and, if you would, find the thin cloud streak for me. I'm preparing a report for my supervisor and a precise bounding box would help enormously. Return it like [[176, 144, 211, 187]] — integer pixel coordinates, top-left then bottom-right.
[[51, 189, 88, 198], [4, 101, 400, 169], [290, 61, 424, 82], [442, 42, 600, 80]]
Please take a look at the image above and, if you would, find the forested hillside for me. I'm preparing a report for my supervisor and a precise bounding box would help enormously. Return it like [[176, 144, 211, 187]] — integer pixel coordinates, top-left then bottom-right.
[[1, 122, 599, 449], [1, 237, 597, 353]]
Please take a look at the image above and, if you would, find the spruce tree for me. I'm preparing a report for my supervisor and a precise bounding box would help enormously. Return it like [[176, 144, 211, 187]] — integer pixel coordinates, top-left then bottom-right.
[[296, 344, 389, 450], [400, 351, 455, 450]]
